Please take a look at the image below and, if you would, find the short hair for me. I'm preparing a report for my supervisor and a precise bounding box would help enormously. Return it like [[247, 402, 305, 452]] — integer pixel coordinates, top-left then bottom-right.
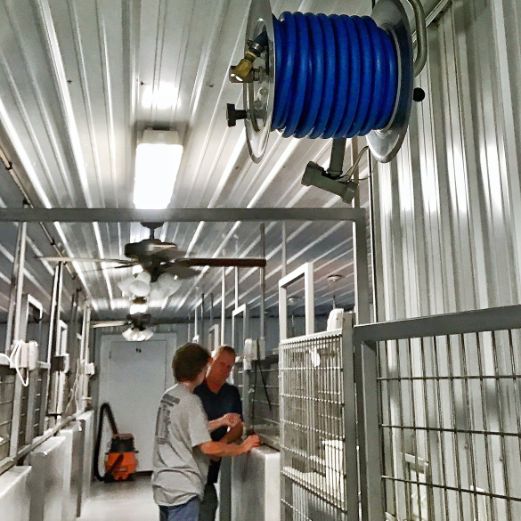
[[213, 345, 236, 358], [172, 343, 211, 382]]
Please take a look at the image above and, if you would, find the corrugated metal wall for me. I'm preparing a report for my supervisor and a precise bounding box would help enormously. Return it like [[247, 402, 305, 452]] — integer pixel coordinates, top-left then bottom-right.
[[373, 0, 521, 320]]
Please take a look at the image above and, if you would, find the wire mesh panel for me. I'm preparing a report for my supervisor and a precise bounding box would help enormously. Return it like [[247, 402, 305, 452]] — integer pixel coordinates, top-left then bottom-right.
[[32, 369, 44, 438], [355, 308, 521, 521], [280, 326, 357, 521], [0, 371, 16, 462], [250, 354, 280, 448], [17, 382, 29, 450]]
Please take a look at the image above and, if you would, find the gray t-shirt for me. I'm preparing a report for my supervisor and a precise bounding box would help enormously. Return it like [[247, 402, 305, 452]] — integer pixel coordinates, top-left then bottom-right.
[[152, 384, 211, 506]]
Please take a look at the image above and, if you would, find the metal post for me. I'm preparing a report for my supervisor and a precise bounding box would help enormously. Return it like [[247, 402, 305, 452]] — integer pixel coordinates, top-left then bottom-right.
[[342, 314, 361, 521], [201, 293, 205, 347], [23, 296, 44, 445], [281, 221, 287, 277], [4, 225, 23, 353], [8, 220, 28, 457], [221, 268, 226, 345], [194, 304, 199, 340], [234, 267, 239, 309], [39, 263, 61, 433], [80, 302, 92, 410], [354, 215, 371, 324], [259, 223, 266, 342], [47, 262, 64, 419], [355, 339, 384, 521], [327, 138, 347, 178]]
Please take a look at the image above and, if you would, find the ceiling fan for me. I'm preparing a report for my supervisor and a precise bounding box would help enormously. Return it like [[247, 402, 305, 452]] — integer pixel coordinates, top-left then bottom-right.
[[39, 222, 267, 282], [92, 312, 155, 342]]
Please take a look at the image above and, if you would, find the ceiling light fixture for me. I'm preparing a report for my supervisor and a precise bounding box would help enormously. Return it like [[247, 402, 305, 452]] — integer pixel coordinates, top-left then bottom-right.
[[133, 129, 183, 209], [118, 271, 152, 298], [129, 297, 148, 316], [149, 273, 182, 301], [122, 326, 154, 342]]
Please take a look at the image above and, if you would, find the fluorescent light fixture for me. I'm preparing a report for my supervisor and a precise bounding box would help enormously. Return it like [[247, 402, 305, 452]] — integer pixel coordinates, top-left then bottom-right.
[[133, 129, 183, 209]]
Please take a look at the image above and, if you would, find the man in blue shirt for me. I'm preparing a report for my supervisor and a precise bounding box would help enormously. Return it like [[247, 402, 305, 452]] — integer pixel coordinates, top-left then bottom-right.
[[195, 345, 243, 521]]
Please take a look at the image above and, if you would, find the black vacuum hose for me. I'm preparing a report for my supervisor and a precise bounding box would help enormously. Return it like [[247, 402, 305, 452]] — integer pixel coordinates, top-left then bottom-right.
[[93, 402, 119, 481]]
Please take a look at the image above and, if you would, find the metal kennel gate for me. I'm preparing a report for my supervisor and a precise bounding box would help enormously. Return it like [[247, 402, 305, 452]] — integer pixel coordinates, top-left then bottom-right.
[[354, 304, 521, 521], [279, 315, 359, 521]]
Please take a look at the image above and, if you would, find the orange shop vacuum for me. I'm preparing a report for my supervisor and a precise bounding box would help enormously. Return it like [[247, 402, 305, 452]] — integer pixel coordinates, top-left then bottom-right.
[[94, 402, 138, 482]]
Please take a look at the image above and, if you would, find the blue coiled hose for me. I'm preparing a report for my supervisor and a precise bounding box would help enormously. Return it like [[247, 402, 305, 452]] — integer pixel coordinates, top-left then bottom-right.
[[272, 12, 398, 139]]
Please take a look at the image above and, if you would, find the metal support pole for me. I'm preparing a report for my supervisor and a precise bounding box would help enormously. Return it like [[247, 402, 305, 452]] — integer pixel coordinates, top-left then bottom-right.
[[201, 293, 205, 347], [194, 305, 199, 340], [80, 302, 92, 410], [342, 314, 361, 521], [327, 138, 347, 178], [281, 222, 287, 277], [234, 267, 239, 309], [47, 262, 64, 418], [354, 215, 371, 324], [259, 223, 266, 342], [4, 225, 23, 353], [8, 220, 28, 457], [221, 269, 226, 345], [355, 340, 384, 521], [39, 263, 61, 433]]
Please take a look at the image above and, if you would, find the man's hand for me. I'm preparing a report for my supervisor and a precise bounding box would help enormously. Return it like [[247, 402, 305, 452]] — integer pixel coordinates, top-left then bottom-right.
[[239, 434, 261, 454], [219, 413, 242, 429]]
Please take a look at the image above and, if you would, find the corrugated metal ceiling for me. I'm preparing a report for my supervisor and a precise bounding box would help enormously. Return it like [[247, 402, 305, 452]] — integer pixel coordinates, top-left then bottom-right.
[[0, 0, 440, 320], [0, 0, 378, 320]]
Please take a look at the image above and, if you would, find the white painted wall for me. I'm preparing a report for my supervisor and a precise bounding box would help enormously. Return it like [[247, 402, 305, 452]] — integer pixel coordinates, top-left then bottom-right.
[[97, 333, 178, 472]]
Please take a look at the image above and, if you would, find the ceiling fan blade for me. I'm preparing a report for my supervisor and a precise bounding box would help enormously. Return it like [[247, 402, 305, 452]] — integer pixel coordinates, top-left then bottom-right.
[[37, 256, 134, 265], [76, 262, 141, 275], [163, 264, 200, 279], [92, 320, 128, 329], [175, 257, 267, 268]]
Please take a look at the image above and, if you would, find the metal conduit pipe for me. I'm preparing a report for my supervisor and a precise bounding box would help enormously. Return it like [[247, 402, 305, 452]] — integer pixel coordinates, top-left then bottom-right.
[[327, 138, 347, 179]]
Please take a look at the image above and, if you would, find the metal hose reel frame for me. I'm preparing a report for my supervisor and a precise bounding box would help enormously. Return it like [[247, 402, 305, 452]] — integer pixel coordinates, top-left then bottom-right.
[[229, 0, 427, 164]]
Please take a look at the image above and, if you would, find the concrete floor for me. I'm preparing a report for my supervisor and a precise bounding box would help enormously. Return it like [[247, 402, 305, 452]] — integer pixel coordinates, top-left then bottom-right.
[[79, 474, 158, 521]]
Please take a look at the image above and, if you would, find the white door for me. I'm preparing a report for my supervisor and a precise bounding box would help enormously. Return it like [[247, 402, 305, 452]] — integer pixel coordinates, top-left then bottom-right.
[[104, 339, 170, 471]]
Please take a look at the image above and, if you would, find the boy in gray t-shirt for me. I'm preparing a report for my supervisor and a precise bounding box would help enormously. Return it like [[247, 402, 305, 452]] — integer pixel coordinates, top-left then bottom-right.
[[152, 343, 260, 521]]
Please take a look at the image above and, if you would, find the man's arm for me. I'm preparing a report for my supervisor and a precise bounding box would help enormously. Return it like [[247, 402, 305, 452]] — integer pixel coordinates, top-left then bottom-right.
[[198, 434, 260, 458], [220, 421, 243, 444], [208, 413, 241, 433]]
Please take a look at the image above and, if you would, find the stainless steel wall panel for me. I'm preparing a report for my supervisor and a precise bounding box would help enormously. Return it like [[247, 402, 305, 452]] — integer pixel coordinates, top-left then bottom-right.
[[373, 0, 521, 320], [60, 423, 82, 521], [231, 446, 281, 521], [28, 435, 67, 521], [0, 466, 31, 521], [77, 410, 94, 514]]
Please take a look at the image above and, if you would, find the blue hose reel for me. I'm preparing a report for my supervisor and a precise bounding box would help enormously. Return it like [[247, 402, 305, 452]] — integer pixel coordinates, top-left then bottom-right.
[[227, 0, 427, 165]]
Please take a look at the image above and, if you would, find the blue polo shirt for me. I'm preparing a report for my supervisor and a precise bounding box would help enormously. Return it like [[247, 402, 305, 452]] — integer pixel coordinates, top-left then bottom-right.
[[194, 380, 242, 484]]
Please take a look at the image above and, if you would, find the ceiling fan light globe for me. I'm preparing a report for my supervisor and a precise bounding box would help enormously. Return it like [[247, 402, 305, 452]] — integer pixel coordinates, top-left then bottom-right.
[[150, 283, 168, 301], [130, 279, 150, 297], [157, 272, 182, 295], [118, 276, 135, 296], [122, 327, 134, 341]]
